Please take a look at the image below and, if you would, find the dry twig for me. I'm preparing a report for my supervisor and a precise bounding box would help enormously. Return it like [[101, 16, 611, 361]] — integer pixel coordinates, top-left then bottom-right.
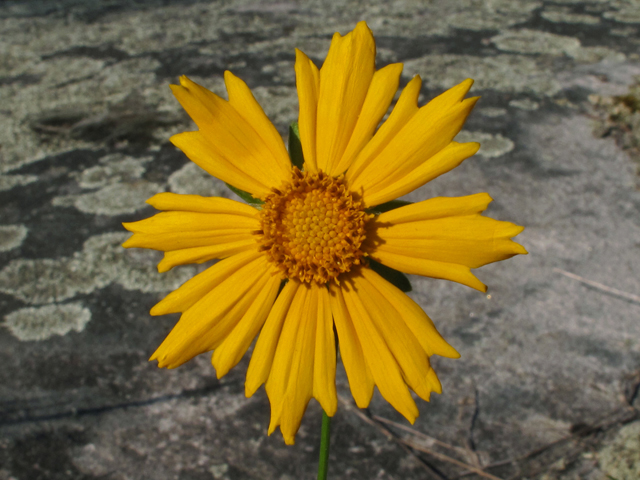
[[338, 395, 449, 480], [554, 268, 640, 303], [340, 396, 504, 480], [398, 438, 503, 480], [373, 415, 470, 458]]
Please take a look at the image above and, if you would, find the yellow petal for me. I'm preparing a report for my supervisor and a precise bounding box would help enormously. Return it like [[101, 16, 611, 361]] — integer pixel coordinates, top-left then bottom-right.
[[151, 256, 272, 368], [350, 272, 434, 402], [245, 280, 301, 396], [345, 75, 422, 185], [427, 368, 442, 395], [363, 141, 480, 207], [151, 249, 261, 315], [329, 283, 374, 408], [279, 285, 318, 444], [211, 274, 281, 378], [369, 250, 488, 292], [361, 267, 459, 359], [295, 49, 320, 172], [316, 21, 376, 175], [122, 203, 259, 255], [424, 78, 474, 114], [146, 192, 259, 216], [171, 76, 290, 196], [154, 274, 269, 369], [369, 195, 527, 279], [332, 63, 404, 175], [313, 286, 337, 417], [341, 276, 419, 423], [171, 131, 271, 199], [264, 284, 311, 443], [224, 71, 291, 172], [157, 239, 258, 272], [123, 230, 253, 251], [349, 95, 479, 195], [374, 215, 526, 268], [375, 192, 492, 224], [124, 211, 258, 235]]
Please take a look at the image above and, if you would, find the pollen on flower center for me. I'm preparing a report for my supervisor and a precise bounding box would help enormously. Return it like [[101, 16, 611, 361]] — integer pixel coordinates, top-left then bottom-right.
[[258, 168, 370, 284]]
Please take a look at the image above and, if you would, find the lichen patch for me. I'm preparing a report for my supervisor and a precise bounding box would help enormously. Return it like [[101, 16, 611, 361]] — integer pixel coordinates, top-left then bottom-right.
[[3, 303, 91, 341], [0, 225, 28, 252]]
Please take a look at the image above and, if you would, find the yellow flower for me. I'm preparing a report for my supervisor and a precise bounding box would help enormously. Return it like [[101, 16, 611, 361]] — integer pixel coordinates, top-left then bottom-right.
[[123, 21, 526, 445]]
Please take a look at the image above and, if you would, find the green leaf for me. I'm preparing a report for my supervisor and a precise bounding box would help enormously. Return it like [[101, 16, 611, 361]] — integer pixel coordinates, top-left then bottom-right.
[[225, 183, 263, 206], [288, 121, 305, 169], [366, 200, 412, 215], [368, 258, 412, 292]]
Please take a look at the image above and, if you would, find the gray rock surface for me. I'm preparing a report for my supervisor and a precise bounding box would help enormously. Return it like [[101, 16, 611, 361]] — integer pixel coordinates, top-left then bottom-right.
[[1, 1, 639, 479]]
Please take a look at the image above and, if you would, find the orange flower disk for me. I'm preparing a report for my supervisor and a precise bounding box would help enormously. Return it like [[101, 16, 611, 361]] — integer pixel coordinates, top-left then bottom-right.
[[258, 167, 370, 284]]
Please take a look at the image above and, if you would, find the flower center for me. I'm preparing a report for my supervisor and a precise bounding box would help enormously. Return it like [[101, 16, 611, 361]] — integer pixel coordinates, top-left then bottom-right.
[[258, 168, 370, 284]]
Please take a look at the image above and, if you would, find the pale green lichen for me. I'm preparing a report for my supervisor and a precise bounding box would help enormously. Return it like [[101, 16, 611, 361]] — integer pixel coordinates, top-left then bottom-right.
[[509, 98, 540, 110], [455, 131, 515, 158], [251, 86, 298, 130], [52, 181, 164, 216], [0, 174, 38, 192], [404, 54, 561, 96], [491, 29, 625, 63], [0, 225, 28, 252], [478, 107, 508, 117], [0, 53, 166, 174], [598, 422, 640, 479], [604, 7, 640, 24], [75, 154, 151, 189], [611, 26, 639, 37], [541, 8, 601, 25], [444, 0, 542, 31], [0, 233, 196, 305], [52, 153, 162, 216], [209, 464, 230, 480], [3, 302, 91, 341], [168, 163, 225, 197], [590, 81, 640, 176]]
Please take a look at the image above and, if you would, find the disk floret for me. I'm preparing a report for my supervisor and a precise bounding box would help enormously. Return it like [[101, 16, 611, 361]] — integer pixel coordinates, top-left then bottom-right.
[[258, 168, 370, 284]]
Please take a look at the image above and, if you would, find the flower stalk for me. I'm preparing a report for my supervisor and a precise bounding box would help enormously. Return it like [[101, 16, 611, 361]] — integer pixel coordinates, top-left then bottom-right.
[[317, 410, 331, 480]]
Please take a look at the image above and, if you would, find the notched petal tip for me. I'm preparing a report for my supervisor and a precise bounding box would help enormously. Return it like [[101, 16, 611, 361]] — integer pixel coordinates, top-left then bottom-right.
[[352, 21, 375, 47], [179, 75, 193, 87], [427, 369, 443, 394], [121, 233, 136, 248], [149, 348, 162, 363]]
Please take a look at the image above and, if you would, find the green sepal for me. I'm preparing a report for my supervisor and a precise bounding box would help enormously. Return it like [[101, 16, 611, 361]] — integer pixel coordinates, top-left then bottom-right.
[[367, 258, 412, 292], [225, 183, 264, 207], [366, 200, 412, 215], [288, 121, 305, 169]]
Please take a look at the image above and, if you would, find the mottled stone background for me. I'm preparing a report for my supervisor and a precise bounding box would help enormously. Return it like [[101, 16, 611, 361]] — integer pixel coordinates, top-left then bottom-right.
[[1, 1, 640, 479]]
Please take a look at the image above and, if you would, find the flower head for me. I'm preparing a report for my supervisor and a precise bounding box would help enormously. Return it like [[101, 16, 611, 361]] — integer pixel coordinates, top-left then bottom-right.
[[123, 21, 526, 445]]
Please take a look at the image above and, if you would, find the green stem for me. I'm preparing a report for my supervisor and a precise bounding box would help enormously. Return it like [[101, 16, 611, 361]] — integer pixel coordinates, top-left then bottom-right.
[[317, 410, 331, 480]]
